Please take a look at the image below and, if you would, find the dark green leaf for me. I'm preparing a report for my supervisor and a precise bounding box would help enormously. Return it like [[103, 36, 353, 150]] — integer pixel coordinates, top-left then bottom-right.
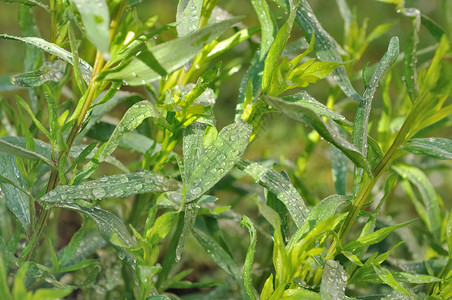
[[0, 153, 30, 232], [237, 159, 308, 228], [192, 227, 242, 280], [264, 95, 371, 174], [296, 0, 361, 101], [0, 139, 53, 166], [404, 137, 452, 159], [240, 215, 257, 300]]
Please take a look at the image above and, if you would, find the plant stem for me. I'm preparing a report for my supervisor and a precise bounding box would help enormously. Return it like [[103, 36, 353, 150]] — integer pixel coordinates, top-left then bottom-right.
[[26, 52, 105, 261]]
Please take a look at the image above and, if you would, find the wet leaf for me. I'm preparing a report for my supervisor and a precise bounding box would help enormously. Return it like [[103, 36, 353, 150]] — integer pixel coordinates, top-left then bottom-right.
[[320, 260, 346, 300], [0, 34, 92, 82], [237, 159, 309, 228], [72, 0, 110, 59], [39, 171, 181, 204], [101, 17, 242, 85], [10, 61, 66, 88], [265, 95, 371, 174], [404, 137, 452, 160]]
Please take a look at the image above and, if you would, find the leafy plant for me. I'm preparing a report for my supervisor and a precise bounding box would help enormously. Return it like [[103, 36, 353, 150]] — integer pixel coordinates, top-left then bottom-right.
[[0, 0, 451, 298]]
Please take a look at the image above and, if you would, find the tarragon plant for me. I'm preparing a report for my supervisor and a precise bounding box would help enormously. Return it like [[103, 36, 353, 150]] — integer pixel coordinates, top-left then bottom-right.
[[0, 0, 451, 298]]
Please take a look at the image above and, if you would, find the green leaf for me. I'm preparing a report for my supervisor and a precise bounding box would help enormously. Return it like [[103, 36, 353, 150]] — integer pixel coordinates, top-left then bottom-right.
[[393, 272, 441, 284], [264, 95, 371, 174], [39, 171, 180, 204], [72, 0, 110, 59], [192, 227, 242, 281], [421, 14, 445, 42], [1, 0, 48, 11], [31, 288, 73, 300], [282, 91, 352, 129], [320, 260, 346, 300], [176, 0, 202, 37], [296, 0, 361, 101], [262, 0, 300, 93], [392, 164, 442, 240], [10, 61, 66, 88], [12, 263, 29, 299], [0, 34, 92, 82], [288, 194, 349, 248], [251, 0, 275, 59], [237, 159, 308, 228], [0, 153, 30, 232], [100, 17, 243, 85], [46, 200, 137, 260], [0, 139, 53, 166], [240, 215, 257, 300], [343, 219, 415, 251], [372, 265, 410, 296], [78, 100, 162, 181], [175, 208, 198, 261], [403, 137, 452, 160], [352, 37, 399, 157], [402, 9, 420, 102], [185, 120, 252, 201], [60, 223, 86, 267], [0, 256, 12, 300]]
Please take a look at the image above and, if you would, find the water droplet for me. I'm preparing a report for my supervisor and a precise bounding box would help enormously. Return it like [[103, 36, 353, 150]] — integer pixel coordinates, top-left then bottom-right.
[[49, 191, 56, 197], [119, 175, 129, 183], [113, 189, 124, 197], [191, 186, 202, 195], [218, 154, 226, 161], [92, 187, 106, 198], [134, 183, 143, 190], [100, 176, 108, 182]]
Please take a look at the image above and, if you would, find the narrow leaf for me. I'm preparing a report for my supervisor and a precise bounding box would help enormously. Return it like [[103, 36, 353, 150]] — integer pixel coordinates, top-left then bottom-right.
[[392, 164, 442, 240], [0, 153, 30, 232], [39, 171, 181, 204], [404, 137, 452, 160], [237, 159, 308, 228], [343, 219, 415, 251], [192, 227, 242, 280], [47, 200, 137, 258], [265, 95, 371, 174], [72, 0, 110, 59], [0, 34, 92, 82], [101, 17, 243, 85], [240, 215, 257, 300], [10, 61, 66, 88], [296, 0, 361, 101], [320, 260, 346, 300], [373, 265, 410, 296], [78, 100, 162, 180], [0, 139, 53, 166]]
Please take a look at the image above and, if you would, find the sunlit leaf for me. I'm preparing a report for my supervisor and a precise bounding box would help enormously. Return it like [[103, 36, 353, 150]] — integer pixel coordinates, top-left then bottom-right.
[[72, 0, 110, 59], [100, 17, 242, 85]]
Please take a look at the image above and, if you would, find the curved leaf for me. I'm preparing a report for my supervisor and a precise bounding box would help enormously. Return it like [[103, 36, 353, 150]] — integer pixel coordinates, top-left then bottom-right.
[[404, 137, 452, 159], [264, 95, 371, 174]]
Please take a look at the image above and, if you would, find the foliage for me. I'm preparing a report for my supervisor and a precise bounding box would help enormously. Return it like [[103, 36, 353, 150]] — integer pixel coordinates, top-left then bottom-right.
[[0, 0, 451, 298]]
